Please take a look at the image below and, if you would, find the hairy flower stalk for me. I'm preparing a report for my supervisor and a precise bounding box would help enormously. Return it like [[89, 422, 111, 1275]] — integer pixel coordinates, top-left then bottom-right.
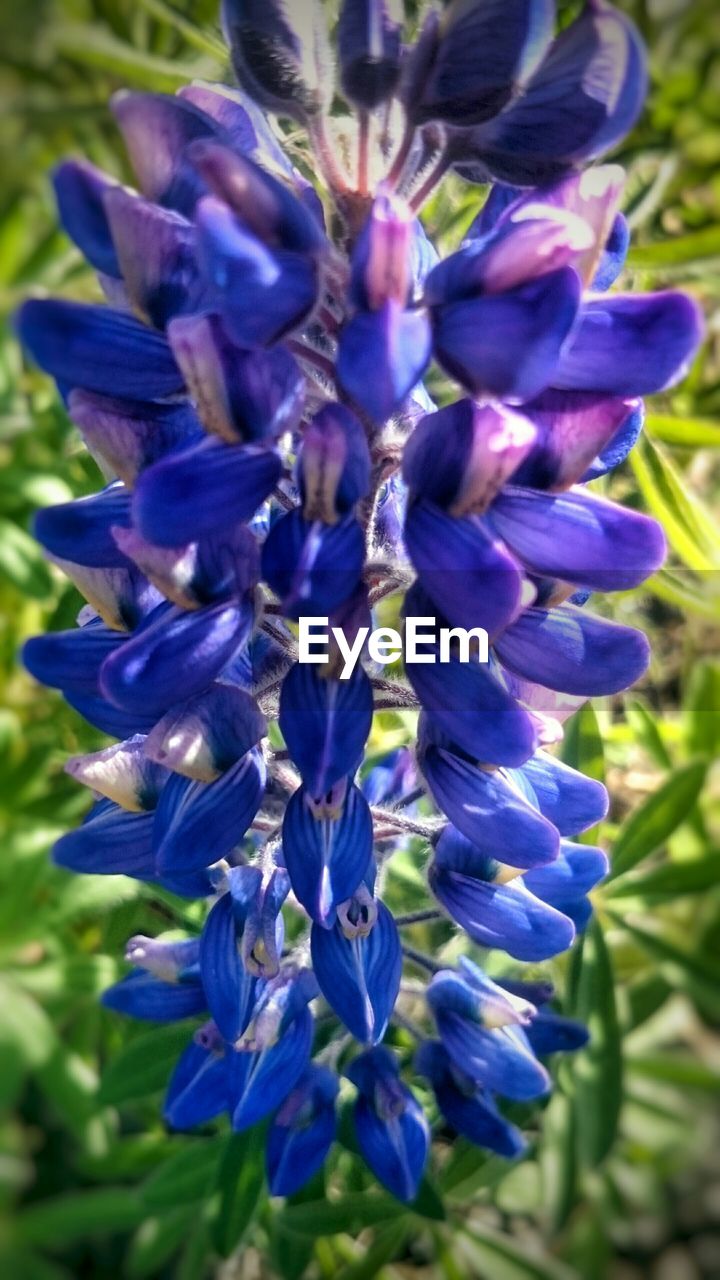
[[17, 0, 702, 1202]]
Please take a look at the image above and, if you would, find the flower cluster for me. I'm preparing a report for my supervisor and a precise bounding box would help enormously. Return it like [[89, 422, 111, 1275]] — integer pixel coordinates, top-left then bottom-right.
[[18, 0, 702, 1202]]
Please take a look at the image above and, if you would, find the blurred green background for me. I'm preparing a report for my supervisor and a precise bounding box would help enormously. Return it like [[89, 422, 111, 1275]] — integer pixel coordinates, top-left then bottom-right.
[[0, 1, 719, 1277]]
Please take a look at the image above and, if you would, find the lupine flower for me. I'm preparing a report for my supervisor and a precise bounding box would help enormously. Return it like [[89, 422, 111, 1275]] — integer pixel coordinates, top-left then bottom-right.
[[18, 0, 702, 1202]]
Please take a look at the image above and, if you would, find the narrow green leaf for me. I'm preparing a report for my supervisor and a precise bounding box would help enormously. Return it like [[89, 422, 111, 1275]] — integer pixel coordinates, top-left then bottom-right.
[[571, 922, 622, 1167], [625, 699, 673, 770], [645, 567, 720, 621], [211, 1125, 267, 1258], [609, 761, 706, 878], [276, 1193, 403, 1237], [608, 914, 720, 1012], [335, 1219, 410, 1280], [459, 1224, 576, 1280], [134, 0, 227, 58], [630, 434, 720, 570], [99, 1024, 193, 1105], [50, 23, 218, 91], [647, 412, 720, 449], [0, 517, 53, 598], [142, 1138, 227, 1209], [560, 703, 605, 783], [15, 1189, 146, 1248], [684, 660, 720, 758], [628, 226, 720, 268], [127, 1210, 191, 1280], [539, 1089, 578, 1233], [627, 1053, 720, 1093], [605, 850, 720, 899]]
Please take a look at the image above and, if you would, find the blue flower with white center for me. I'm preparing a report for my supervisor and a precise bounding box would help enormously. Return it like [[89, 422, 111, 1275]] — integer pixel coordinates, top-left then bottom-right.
[[17, 0, 703, 1201]]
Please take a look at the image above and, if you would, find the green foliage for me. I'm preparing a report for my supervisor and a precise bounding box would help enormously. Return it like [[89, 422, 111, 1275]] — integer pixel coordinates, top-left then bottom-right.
[[0, 0, 719, 1277]]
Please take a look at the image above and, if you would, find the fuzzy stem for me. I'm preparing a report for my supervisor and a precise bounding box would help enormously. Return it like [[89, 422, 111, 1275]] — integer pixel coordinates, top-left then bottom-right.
[[395, 909, 442, 927], [358, 110, 371, 196], [386, 117, 417, 191], [409, 150, 451, 214], [402, 944, 441, 974], [371, 807, 436, 839]]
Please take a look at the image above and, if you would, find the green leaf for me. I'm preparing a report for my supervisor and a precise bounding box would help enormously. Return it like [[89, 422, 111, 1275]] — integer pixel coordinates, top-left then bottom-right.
[[608, 761, 706, 878], [647, 412, 720, 449], [458, 1224, 576, 1280], [560, 703, 605, 782], [15, 1190, 146, 1249], [627, 1053, 720, 1093], [335, 1219, 410, 1280], [628, 225, 720, 268], [99, 1024, 193, 1105], [409, 1174, 446, 1221], [684, 661, 720, 758], [608, 914, 720, 1013], [630, 434, 720, 570], [50, 23, 218, 91], [605, 850, 720, 900], [539, 1088, 578, 1233], [625, 699, 673, 770], [211, 1126, 267, 1258], [276, 1193, 403, 1238], [126, 1210, 192, 1280], [0, 517, 53, 598], [571, 921, 622, 1167], [142, 1138, 227, 1209], [645, 567, 720, 622]]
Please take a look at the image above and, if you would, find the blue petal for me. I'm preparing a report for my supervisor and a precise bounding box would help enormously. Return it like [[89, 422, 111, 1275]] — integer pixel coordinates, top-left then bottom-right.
[[510, 751, 608, 836], [232, 1006, 315, 1131], [168, 312, 305, 445], [199, 884, 259, 1042], [414, 0, 553, 125], [112, 90, 221, 215], [512, 390, 636, 492], [434, 1011, 550, 1102], [261, 510, 365, 620], [430, 861, 575, 961], [525, 1010, 589, 1056], [432, 268, 581, 401], [456, 2, 646, 185], [266, 1065, 338, 1196], [419, 736, 560, 869], [16, 300, 183, 399], [282, 784, 373, 926], [404, 500, 523, 640], [24, 624, 126, 697], [52, 159, 120, 277], [133, 437, 281, 547], [102, 970, 206, 1021], [338, 0, 402, 109], [310, 901, 401, 1043], [64, 689, 160, 739], [198, 197, 318, 347], [553, 292, 704, 396], [416, 1041, 526, 1158], [583, 402, 644, 482], [279, 663, 373, 797], [104, 189, 204, 329], [524, 840, 608, 907], [404, 631, 536, 770], [53, 798, 156, 878], [489, 486, 666, 592], [495, 605, 651, 696], [68, 390, 202, 489], [346, 1048, 429, 1204], [164, 1038, 231, 1129], [337, 303, 432, 423], [100, 600, 254, 718], [592, 212, 629, 291], [154, 748, 266, 874], [34, 486, 132, 570]]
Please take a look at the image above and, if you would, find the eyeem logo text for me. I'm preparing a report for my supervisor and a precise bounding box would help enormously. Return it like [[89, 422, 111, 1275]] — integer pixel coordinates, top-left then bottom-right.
[[298, 618, 490, 681]]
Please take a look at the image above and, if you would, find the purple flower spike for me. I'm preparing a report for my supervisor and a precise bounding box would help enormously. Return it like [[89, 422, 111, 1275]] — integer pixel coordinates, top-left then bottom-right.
[[18, 0, 704, 1198]]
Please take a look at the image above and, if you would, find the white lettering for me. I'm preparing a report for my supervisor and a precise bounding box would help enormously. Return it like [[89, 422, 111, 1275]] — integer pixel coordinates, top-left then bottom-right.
[[368, 627, 402, 667], [439, 626, 489, 664], [298, 617, 329, 664], [405, 617, 437, 664], [334, 626, 370, 680]]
